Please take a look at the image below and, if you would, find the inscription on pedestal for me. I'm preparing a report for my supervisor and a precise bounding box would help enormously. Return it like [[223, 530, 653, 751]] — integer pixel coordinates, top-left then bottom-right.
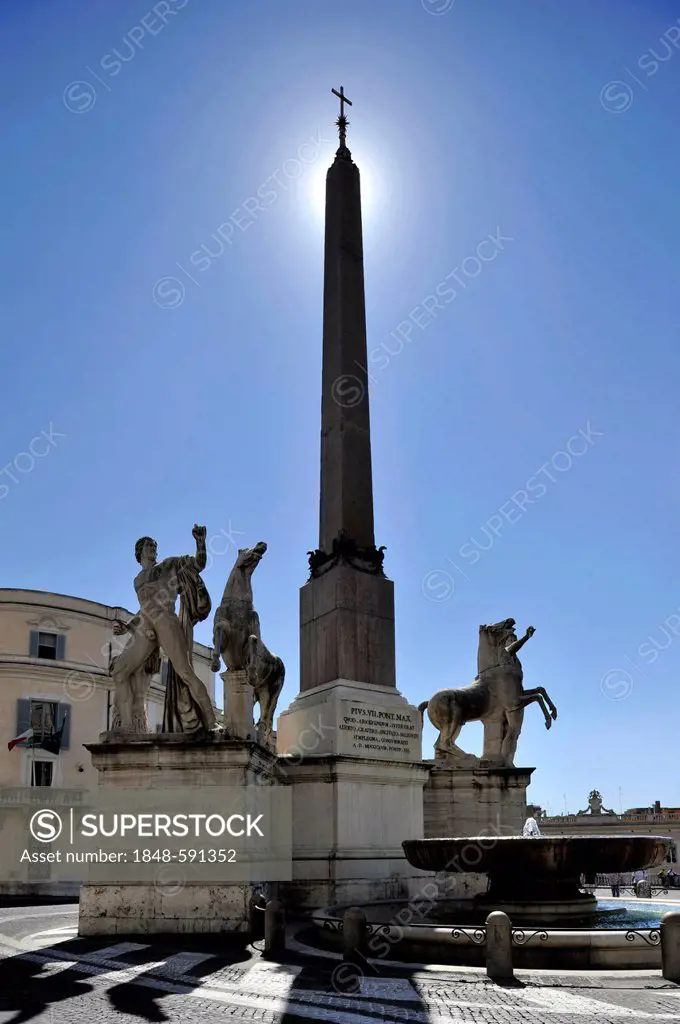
[[337, 701, 420, 760]]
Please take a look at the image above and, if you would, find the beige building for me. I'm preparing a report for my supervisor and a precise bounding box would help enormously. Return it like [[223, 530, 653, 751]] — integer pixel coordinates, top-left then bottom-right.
[[0, 588, 215, 894]]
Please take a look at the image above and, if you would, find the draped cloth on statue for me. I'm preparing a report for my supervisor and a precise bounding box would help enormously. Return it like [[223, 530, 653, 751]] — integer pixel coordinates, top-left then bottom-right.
[[162, 559, 212, 733]]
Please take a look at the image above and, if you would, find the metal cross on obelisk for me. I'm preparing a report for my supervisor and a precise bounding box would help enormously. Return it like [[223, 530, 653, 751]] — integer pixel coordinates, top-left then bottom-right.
[[331, 85, 352, 150]]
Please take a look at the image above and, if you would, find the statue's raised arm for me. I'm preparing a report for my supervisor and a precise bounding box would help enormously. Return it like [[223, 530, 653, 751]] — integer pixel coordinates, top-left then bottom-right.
[[190, 523, 207, 572], [505, 624, 535, 657]]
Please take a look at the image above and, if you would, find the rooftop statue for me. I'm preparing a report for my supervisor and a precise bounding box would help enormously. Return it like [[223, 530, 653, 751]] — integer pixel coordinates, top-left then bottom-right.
[[578, 789, 616, 816]]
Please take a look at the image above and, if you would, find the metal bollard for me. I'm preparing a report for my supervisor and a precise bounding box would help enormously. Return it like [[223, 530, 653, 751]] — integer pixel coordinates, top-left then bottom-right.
[[661, 911, 680, 983], [249, 890, 266, 941], [485, 911, 513, 982], [264, 899, 286, 957], [342, 906, 367, 965]]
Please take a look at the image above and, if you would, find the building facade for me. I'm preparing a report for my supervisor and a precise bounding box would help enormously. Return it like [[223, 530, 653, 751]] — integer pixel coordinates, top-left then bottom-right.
[[0, 589, 215, 894], [528, 793, 680, 883]]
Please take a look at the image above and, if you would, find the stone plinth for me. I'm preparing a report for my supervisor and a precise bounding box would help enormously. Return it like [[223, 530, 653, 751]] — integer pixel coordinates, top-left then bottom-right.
[[277, 754, 431, 909], [79, 882, 254, 937], [277, 678, 421, 762], [300, 565, 395, 692], [424, 763, 534, 839], [221, 670, 256, 742], [88, 733, 280, 788], [79, 735, 285, 936]]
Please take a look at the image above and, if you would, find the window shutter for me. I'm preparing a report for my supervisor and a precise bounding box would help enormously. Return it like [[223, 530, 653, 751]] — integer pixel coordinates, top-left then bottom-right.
[[56, 635, 66, 660], [57, 704, 71, 750], [16, 698, 31, 736], [29, 631, 39, 657]]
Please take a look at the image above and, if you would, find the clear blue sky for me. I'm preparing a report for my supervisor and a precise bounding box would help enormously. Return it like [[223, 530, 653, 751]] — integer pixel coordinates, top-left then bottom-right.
[[2, 0, 679, 815]]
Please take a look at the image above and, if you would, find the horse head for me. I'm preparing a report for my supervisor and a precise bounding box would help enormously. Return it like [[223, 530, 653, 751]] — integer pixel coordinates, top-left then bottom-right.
[[234, 541, 267, 578], [477, 618, 517, 673]]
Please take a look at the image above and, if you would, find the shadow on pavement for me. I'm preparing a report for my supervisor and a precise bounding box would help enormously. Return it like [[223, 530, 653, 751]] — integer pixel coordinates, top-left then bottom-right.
[[0, 936, 256, 1024]]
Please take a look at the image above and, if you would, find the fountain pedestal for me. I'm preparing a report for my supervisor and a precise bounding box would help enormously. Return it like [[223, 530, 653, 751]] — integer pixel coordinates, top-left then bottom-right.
[[476, 875, 597, 924]]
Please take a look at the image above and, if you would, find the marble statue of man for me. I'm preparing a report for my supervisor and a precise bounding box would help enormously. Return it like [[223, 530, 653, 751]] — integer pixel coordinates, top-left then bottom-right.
[[112, 525, 217, 733]]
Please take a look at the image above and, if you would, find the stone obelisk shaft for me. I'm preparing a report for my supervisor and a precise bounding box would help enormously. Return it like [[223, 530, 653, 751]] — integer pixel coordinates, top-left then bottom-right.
[[319, 152, 375, 552], [299, 105, 396, 694]]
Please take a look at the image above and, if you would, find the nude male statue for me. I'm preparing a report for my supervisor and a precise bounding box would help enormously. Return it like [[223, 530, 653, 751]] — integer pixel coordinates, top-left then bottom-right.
[[111, 525, 217, 733]]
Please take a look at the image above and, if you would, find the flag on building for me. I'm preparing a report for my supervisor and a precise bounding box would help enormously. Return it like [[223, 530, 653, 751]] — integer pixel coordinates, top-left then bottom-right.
[[40, 714, 68, 755], [7, 712, 68, 754], [7, 728, 34, 751]]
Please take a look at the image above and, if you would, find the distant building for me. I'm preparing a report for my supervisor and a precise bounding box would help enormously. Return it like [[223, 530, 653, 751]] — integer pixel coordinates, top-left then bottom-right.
[[528, 792, 680, 879], [0, 588, 215, 895]]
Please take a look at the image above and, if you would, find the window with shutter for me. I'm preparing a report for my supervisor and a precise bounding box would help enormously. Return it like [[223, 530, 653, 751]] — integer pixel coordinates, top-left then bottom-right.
[[16, 698, 31, 737], [29, 701, 57, 742], [35, 632, 58, 659]]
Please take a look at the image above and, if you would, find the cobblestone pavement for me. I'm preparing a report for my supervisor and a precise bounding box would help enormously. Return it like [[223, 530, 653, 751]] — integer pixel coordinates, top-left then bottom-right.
[[0, 908, 679, 1024]]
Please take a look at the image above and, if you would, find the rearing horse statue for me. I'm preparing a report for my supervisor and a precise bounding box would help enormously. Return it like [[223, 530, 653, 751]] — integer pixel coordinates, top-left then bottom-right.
[[211, 542, 285, 745], [418, 618, 557, 767]]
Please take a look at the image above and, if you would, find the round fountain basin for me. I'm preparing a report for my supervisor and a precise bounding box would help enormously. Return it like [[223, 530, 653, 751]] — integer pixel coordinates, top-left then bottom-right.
[[310, 897, 675, 970], [402, 835, 672, 877], [402, 835, 673, 924]]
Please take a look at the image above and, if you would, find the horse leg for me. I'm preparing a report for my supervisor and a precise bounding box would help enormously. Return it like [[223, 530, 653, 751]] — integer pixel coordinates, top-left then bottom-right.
[[245, 634, 260, 690], [257, 687, 272, 741], [501, 708, 524, 765], [210, 622, 222, 673], [261, 659, 284, 737], [516, 692, 552, 729], [536, 686, 557, 720], [436, 712, 465, 756]]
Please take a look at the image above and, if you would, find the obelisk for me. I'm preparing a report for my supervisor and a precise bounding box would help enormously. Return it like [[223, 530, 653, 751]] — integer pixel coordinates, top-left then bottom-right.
[[276, 94, 425, 909], [300, 87, 396, 694], [318, 86, 375, 554]]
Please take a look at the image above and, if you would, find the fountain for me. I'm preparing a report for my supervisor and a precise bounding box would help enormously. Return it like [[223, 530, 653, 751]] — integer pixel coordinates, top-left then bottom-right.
[[401, 833, 673, 924], [309, 829, 674, 970], [403, 619, 674, 928]]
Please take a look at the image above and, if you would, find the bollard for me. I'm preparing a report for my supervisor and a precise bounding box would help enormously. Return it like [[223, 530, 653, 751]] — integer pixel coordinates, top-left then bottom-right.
[[485, 911, 513, 982], [249, 890, 266, 941], [661, 911, 680, 983], [342, 906, 368, 965], [264, 899, 286, 957]]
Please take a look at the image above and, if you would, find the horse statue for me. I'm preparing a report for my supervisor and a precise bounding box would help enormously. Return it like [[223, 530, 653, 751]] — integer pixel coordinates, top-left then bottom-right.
[[211, 541, 285, 746], [418, 618, 557, 767]]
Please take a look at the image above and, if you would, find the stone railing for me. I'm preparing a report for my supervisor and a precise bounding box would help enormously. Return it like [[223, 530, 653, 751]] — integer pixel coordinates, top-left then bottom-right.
[[541, 812, 680, 826]]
